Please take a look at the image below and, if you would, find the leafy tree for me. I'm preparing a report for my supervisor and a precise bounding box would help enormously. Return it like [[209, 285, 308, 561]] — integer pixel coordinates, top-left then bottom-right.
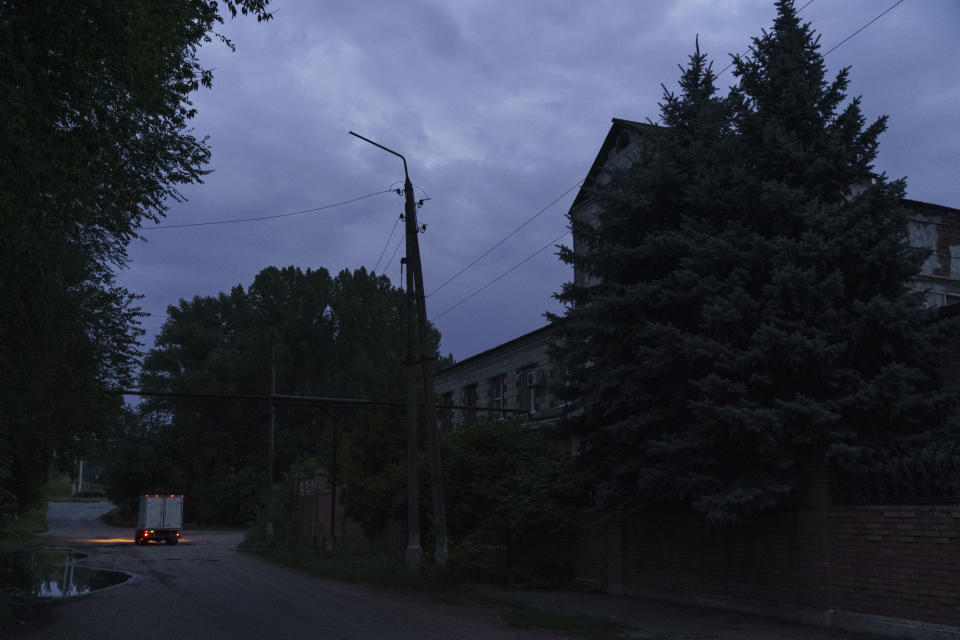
[[0, 1, 271, 511], [107, 266, 438, 527], [553, 1, 952, 523]]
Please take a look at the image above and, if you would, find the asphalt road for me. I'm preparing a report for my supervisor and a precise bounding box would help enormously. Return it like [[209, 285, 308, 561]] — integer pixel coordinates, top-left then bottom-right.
[[10, 502, 563, 640]]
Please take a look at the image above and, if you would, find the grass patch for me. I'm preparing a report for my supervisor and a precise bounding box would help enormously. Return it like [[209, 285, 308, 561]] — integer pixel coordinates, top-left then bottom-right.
[[0, 504, 47, 628], [258, 545, 456, 592], [458, 588, 633, 640], [99, 507, 128, 528], [502, 607, 631, 640], [46, 476, 106, 502], [0, 503, 47, 551], [251, 539, 634, 640]]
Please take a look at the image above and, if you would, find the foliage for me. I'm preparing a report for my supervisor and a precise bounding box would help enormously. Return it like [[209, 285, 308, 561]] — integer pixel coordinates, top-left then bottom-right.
[[501, 606, 630, 640], [341, 410, 409, 538], [442, 419, 574, 544], [0, 0, 271, 513], [103, 266, 440, 526], [0, 503, 47, 550], [552, 1, 954, 523], [341, 415, 574, 552]]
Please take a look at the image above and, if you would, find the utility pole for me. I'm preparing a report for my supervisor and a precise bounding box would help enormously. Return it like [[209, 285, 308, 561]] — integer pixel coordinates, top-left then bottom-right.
[[402, 173, 448, 566], [329, 409, 339, 549], [402, 256, 422, 569], [266, 328, 277, 538], [349, 131, 449, 566]]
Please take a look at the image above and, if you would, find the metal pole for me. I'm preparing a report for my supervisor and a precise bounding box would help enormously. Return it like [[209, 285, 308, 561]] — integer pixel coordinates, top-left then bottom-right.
[[267, 329, 276, 537]]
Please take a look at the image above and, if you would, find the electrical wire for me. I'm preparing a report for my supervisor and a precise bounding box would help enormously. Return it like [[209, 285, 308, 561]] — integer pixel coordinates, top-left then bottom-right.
[[822, 0, 905, 57], [143, 189, 392, 229], [383, 230, 405, 274], [427, 179, 584, 297], [373, 214, 403, 273], [430, 229, 570, 323]]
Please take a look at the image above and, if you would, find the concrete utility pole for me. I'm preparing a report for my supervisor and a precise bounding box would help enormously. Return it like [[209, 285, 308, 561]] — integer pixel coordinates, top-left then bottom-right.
[[266, 328, 277, 537], [402, 256, 422, 568], [329, 409, 339, 548], [349, 131, 449, 566], [401, 171, 449, 566]]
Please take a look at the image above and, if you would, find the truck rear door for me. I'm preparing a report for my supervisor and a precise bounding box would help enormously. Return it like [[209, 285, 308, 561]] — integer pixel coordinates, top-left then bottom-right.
[[144, 497, 164, 529], [162, 496, 183, 529]]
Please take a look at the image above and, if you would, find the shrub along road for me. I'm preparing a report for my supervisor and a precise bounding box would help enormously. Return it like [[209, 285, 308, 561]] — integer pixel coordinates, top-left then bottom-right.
[[10, 502, 564, 639]]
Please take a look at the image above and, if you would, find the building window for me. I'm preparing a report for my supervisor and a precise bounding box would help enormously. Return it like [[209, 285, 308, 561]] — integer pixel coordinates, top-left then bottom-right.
[[439, 392, 454, 428], [552, 361, 571, 409], [461, 384, 478, 421], [519, 366, 540, 414], [488, 374, 506, 418]]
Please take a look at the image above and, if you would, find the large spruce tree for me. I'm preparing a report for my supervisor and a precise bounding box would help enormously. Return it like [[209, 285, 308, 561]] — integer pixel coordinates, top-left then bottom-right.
[[553, 1, 952, 523]]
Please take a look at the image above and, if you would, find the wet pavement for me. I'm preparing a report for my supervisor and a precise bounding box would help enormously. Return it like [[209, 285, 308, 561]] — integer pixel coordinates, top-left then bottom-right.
[[3, 502, 567, 639], [0, 547, 130, 598]]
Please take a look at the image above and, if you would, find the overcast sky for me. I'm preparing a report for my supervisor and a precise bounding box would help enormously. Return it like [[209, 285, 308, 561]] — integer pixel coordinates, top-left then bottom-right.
[[116, 0, 960, 365]]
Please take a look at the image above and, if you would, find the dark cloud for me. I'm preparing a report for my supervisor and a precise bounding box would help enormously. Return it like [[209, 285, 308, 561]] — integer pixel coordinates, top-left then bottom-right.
[[116, 0, 960, 364]]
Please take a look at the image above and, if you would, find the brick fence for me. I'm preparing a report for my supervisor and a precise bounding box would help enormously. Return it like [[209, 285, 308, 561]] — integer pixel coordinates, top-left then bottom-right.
[[507, 468, 959, 638]]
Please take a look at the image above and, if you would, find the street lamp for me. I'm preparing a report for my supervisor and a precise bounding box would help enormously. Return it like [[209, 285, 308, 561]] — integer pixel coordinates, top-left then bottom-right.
[[350, 131, 449, 568]]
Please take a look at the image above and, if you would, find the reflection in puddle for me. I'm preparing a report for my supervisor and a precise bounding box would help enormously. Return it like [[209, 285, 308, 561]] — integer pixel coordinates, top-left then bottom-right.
[[0, 548, 130, 598]]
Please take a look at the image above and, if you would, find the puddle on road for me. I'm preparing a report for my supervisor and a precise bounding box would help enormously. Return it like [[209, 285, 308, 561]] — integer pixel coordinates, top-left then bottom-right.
[[0, 548, 130, 598]]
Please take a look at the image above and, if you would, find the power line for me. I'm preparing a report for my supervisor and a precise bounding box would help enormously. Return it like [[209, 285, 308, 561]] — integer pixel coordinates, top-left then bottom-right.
[[383, 229, 405, 273], [374, 214, 403, 273], [431, 229, 570, 322], [143, 189, 392, 229], [823, 0, 905, 57], [427, 179, 584, 297]]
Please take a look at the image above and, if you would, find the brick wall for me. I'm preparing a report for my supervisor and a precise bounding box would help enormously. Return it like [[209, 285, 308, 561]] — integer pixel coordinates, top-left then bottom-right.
[[827, 505, 959, 626], [507, 469, 959, 633], [568, 502, 960, 631], [603, 506, 957, 627]]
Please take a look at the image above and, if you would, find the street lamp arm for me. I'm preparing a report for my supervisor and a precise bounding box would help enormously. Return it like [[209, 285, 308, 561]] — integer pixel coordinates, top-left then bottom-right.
[[349, 131, 409, 181]]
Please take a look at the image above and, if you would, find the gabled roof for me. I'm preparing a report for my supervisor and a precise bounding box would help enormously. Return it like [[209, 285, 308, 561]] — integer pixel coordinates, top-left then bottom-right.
[[569, 118, 660, 212]]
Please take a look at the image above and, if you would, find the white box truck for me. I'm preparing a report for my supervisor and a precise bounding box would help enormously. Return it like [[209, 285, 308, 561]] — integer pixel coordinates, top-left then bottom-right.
[[135, 494, 183, 545]]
